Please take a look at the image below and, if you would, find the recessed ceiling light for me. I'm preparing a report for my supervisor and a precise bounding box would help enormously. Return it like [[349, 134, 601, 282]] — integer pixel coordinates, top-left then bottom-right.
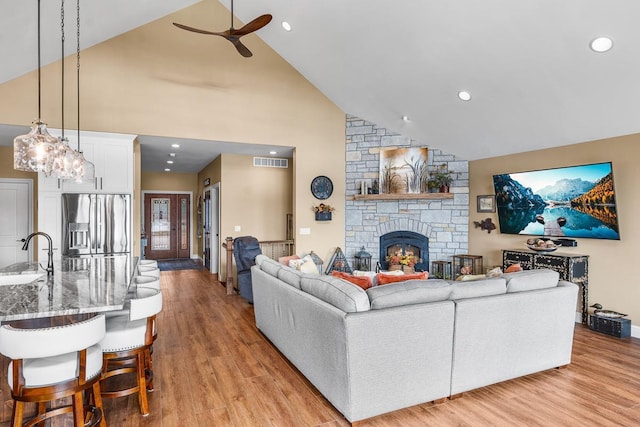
[[282, 21, 292, 32], [269, 150, 277, 155], [402, 115, 410, 122], [169, 153, 176, 157], [590, 36, 613, 53], [458, 91, 472, 101], [164, 168, 171, 172], [171, 143, 180, 148], [167, 160, 174, 164]]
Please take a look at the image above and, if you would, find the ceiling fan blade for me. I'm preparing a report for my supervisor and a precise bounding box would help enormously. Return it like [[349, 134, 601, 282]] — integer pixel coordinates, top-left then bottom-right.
[[232, 14, 272, 37], [172, 22, 228, 37], [229, 38, 253, 57]]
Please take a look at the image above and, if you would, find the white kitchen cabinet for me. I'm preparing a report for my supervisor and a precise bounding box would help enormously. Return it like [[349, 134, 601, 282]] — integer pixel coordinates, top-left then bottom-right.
[[41, 130, 135, 194]]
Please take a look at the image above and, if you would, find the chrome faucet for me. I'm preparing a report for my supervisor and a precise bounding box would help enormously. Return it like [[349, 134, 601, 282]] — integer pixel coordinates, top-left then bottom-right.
[[21, 232, 55, 276]]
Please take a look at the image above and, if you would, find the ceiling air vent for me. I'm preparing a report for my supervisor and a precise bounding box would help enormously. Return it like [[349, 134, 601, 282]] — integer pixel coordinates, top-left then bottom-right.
[[253, 157, 289, 168]]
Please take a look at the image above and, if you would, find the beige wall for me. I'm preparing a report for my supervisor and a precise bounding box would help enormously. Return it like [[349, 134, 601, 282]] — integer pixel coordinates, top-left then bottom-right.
[[469, 134, 640, 328], [0, 0, 345, 263]]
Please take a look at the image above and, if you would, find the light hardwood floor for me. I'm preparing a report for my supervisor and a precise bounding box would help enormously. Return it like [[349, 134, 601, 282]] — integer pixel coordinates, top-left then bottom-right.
[[2, 268, 640, 426]]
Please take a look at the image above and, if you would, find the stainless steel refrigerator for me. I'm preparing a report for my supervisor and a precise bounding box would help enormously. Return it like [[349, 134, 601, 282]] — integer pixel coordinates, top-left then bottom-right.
[[61, 193, 131, 256]]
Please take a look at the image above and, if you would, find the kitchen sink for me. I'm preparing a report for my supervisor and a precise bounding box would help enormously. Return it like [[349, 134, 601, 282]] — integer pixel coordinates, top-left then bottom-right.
[[0, 273, 46, 286]]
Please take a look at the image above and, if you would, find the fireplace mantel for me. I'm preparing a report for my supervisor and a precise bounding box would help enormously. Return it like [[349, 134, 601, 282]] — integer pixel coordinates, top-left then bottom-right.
[[350, 193, 454, 201]]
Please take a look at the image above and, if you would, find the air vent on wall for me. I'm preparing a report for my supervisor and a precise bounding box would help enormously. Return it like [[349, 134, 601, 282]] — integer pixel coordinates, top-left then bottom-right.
[[253, 157, 288, 168]]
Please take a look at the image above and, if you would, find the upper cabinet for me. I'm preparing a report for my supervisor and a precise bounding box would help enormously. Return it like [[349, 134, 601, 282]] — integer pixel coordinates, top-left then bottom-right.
[[39, 130, 136, 194]]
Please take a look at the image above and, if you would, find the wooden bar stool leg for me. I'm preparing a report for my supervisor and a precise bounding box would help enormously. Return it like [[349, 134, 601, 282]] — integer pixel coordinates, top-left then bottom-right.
[[137, 351, 149, 415], [12, 401, 24, 427]]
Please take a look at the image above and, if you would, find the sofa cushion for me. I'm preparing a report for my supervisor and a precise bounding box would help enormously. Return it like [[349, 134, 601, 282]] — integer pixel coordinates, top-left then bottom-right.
[[255, 254, 270, 267], [277, 266, 304, 289], [331, 271, 372, 290], [260, 257, 282, 277], [505, 263, 523, 273], [300, 275, 370, 312], [449, 277, 507, 300], [376, 271, 429, 285], [503, 269, 559, 293], [366, 279, 452, 309]]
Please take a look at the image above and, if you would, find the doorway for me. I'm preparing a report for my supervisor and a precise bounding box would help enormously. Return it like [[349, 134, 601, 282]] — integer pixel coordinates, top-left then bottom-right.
[[0, 179, 33, 267], [203, 184, 220, 274], [144, 193, 191, 260]]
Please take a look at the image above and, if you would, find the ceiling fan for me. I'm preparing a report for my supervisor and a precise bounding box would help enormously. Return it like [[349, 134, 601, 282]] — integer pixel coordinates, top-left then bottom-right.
[[173, 0, 272, 58]]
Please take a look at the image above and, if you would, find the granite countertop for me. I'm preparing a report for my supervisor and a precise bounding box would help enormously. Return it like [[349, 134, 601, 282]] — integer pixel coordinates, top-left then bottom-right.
[[0, 255, 139, 321]]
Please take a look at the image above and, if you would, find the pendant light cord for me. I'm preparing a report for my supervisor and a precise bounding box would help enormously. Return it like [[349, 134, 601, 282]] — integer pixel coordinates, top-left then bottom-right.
[[37, 0, 42, 120], [60, 0, 65, 138], [76, 0, 81, 151]]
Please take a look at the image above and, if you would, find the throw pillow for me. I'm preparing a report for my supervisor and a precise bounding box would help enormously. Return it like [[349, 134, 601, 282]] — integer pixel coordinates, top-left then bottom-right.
[[505, 263, 523, 273], [278, 254, 300, 266], [331, 271, 372, 290], [376, 271, 428, 285], [299, 259, 319, 274]]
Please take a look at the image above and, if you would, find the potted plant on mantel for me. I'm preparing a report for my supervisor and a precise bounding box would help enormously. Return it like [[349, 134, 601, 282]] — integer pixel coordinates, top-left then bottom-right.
[[434, 171, 453, 193]]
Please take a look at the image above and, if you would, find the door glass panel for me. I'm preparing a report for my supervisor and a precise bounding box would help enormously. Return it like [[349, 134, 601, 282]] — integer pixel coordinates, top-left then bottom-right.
[[180, 198, 188, 250], [151, 198, 170, 251]]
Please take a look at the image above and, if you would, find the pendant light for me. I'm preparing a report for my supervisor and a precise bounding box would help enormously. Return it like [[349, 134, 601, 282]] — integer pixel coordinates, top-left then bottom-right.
[[13, 0, 61, 176], [70, 0, 95, 183], [56, 0, 85, 180]]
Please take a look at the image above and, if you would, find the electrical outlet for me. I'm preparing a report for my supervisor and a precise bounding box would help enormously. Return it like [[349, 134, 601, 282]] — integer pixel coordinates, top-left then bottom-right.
[[234, 225, 241, 232], [300, 227, 311, 235]]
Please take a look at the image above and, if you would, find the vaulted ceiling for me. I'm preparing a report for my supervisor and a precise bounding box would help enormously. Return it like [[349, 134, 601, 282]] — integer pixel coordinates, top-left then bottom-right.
[[2, 0, 639, 169]]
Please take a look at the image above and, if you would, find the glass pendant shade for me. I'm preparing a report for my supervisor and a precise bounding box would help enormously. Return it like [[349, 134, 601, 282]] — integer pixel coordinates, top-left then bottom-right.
[[14, 120, 61, 176]]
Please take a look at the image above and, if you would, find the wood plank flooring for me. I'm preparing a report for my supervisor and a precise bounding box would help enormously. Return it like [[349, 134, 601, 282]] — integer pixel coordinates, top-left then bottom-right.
[[2, 268, 640, 426]]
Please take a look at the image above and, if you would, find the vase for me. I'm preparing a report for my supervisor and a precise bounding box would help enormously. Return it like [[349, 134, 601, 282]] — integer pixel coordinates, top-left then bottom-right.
[[389, 264, 402, 271], [402, 266, 415, 274]]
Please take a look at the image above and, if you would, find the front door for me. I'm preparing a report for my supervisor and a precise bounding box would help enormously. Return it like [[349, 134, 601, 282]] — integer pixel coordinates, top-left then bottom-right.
[[144, 193, 190, 260]]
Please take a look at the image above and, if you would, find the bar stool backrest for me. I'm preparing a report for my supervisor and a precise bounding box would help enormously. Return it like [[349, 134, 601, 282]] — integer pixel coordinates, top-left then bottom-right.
[[129, 288, 163, 322], [0, 314, 106, 360]]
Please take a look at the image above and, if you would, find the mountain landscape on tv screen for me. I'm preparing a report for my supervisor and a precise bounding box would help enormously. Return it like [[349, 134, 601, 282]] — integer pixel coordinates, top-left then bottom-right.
[[493, 164, 619, 240]]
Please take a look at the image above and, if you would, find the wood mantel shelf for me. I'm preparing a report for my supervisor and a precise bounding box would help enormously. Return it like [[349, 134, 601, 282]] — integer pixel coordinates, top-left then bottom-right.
[[350, 193, 454, 201]]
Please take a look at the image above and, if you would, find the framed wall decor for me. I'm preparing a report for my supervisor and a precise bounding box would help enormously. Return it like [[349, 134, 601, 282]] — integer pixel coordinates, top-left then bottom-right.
[[477, 195, 496, 213]]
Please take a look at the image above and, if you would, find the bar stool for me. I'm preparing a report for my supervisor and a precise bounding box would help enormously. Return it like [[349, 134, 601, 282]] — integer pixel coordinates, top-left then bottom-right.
[[100, 287, 162, 416], [134, 275, 160, 291], [138, 265, 160, 279], [0, 315, 107, 427], [139, 259, 158, 268]]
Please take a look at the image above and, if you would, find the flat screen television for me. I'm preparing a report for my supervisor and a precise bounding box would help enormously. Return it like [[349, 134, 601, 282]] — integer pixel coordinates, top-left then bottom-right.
[[492, 162, 620, 240]]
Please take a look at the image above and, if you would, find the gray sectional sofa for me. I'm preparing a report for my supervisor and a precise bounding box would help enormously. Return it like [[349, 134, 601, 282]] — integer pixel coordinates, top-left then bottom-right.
[[251, 254, 578, 424]]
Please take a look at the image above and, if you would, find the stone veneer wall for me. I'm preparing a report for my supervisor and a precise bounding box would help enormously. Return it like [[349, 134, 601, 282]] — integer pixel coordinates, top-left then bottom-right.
[[345, 115, 470, 271]]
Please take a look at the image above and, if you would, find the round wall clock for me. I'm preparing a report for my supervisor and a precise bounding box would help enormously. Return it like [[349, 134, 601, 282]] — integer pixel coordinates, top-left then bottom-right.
[[311, 175, 333, 200]]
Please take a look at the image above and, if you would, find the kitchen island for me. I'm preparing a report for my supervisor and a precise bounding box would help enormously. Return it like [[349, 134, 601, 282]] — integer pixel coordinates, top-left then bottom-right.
[[0, 255, 139, 322]]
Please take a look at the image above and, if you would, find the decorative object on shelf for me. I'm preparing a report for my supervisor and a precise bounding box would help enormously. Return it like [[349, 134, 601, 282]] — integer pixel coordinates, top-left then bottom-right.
[[473, 218, 496, 233], [311, 175, 333, 200], [525, 238, 557, 252], [203, 177, 211, 186], [325, 247, 353, 275], [354, 246, 372, 271], [431, 260, 453, 280], [433, 170, 453, 193], [477, 195, 496, 213], [453, 254, 483, 279], [379, 147, 428, 194], [313, 203, 334, 221]]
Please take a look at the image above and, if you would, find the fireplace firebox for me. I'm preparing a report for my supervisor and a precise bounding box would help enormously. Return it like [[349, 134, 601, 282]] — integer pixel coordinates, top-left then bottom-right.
[[379, 231, 429, 272]]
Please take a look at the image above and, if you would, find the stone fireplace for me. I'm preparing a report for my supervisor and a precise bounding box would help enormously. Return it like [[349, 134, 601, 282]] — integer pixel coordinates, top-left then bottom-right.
[[344, 115, 470, 272], [379, 231, 429, 271]]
